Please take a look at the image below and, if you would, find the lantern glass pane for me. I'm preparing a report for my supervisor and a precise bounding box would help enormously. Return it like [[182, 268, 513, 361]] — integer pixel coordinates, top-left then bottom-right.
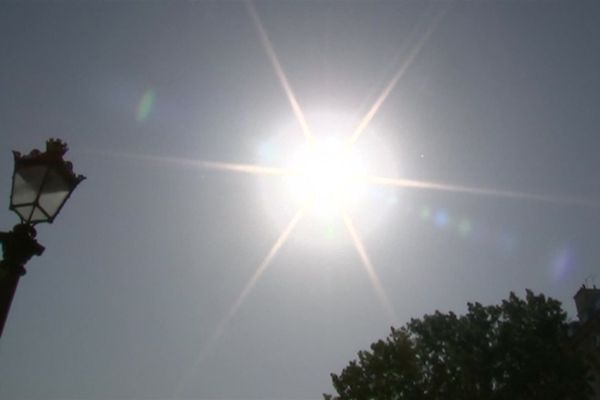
[[38, 168, 72, 218], [30, 206, 49, 223], [13, 205, 34, 222], [11, 165, 47, 206]]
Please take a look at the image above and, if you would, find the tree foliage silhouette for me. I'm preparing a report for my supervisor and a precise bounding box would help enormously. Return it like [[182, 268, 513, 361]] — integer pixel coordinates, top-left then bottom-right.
[[325, 290, 594, 400]]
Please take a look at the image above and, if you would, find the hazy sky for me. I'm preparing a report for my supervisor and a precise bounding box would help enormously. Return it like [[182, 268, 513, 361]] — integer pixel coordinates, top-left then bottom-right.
[[1, 1, 600, 399]]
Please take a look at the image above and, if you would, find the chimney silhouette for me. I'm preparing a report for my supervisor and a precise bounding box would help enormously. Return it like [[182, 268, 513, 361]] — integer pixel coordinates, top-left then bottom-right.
[[574, 284, 600, 323]]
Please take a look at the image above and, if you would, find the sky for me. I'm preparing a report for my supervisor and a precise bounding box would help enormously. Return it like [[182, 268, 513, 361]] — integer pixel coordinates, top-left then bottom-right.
[[1, 1, 600, 399]]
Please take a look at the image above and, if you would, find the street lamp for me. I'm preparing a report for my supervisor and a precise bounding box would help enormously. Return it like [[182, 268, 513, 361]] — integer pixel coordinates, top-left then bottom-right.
[[0, 139, 85, 336]]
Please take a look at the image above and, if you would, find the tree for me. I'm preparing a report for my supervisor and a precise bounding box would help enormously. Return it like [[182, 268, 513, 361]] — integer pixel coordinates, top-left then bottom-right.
[[325, 290, 595, 400]]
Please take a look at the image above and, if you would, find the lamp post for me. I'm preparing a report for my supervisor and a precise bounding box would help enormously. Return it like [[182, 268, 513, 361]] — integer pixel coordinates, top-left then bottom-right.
[[0, 139, 85, 336]]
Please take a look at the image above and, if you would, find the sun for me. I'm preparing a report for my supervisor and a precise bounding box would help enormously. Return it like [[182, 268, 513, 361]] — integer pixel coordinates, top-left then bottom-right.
[[285, 137, 367, 217], [255, 110, 397, 230]]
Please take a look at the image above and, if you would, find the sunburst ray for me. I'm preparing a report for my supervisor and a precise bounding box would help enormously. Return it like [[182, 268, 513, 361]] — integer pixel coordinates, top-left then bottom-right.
[[173, 210, 303, 397], [245, 1, 313, 143], [210, 209, 303, 344], [366, 174, 600, 208], [343, 214, 398, 325], [85, 149, 291, 177], [199, 160, 290, 176], [348, 7, 448, 146]]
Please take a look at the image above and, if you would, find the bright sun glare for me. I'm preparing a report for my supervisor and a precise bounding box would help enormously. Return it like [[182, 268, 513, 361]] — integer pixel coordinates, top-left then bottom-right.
[[286, 137, 367, 217], [171, 6, 589, 389]]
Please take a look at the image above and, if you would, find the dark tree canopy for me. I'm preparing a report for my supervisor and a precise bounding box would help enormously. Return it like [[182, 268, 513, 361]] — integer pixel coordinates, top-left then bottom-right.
[[325, 290, 594, 400]]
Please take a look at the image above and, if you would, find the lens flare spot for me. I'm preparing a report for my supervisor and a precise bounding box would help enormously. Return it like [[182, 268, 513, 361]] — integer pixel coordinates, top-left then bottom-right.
[[419, 205, 431, 220], [457, 219, 472, 237], [258, 142, 277, 164], [325, 223, 336, 239], [551, 246, 575, 282], [136, 89, 156, 122], [434, 209, 449, 228]]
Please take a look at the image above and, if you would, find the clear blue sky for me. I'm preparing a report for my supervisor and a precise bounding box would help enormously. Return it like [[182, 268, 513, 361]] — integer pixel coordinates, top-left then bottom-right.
[[1, 1, 600, 399]]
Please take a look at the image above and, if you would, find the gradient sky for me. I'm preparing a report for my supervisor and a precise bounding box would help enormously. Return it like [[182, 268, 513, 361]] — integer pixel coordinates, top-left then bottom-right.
[[1, 1, 600, 399]]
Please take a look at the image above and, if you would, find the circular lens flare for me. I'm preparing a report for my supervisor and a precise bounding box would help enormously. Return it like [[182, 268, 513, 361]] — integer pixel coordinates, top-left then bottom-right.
[[286, 137, 367, 217]]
